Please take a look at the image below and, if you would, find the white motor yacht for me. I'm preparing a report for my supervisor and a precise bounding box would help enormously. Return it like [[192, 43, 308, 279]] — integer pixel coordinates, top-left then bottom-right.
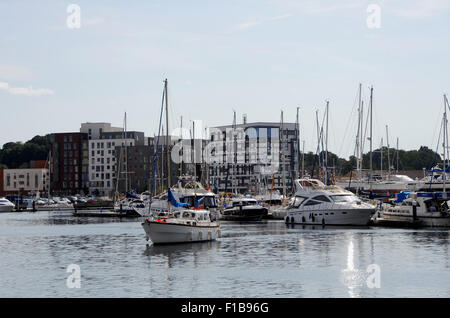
[[0, 198, 15, 212], [142, 208, 220, 244], [336, 174, 417, 197], [285, 178, 376, 226]]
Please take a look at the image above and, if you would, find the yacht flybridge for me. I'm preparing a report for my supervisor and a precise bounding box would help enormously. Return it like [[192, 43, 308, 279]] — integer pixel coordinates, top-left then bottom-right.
[[285, 178, 376, 226]]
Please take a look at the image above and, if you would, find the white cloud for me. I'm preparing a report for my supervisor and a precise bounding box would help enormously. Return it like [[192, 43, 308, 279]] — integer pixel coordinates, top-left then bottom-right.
[[0, 81, 54, 96]]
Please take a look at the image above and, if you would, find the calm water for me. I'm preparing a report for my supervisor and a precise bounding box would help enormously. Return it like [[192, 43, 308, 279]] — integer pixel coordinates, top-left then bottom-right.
[[0, 211, 449, 298]]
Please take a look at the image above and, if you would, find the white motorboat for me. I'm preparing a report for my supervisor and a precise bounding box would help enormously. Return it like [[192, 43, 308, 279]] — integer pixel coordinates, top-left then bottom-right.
[[413, 166, 450, 192], [0, 198, 15, 212], [377, 192, 450, 227], [285, 178, 376, 226], [142, 208, 220, 244], [336, 174, 418, 197]]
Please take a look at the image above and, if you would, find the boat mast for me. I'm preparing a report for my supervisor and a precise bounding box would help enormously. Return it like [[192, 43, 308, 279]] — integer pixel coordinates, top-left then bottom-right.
[[48, 150, 51, 198], [380, 137, 383, 176], [369, 86, 373, 190], [444, 94, 448, 196], [302, 140, 305, 178], [180, 115, 183, 178], [193, 120, 196, 183], [164, 79, 170, 190], [325, 101, 329, 185], [124, 112, 128, 193], [296, 107, 300, 178], [281, 110, 286, 198], [386, 125, 391, 179], [356, 83, 362, 184], [161, 125, 164, 192], [396, 137, 399, 173]]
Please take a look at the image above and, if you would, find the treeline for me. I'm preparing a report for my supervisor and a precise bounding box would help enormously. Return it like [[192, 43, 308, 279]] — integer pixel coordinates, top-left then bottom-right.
[[301, 146, 442, 176], [0, 134, 443, 176], [0, 135, 51, 169]]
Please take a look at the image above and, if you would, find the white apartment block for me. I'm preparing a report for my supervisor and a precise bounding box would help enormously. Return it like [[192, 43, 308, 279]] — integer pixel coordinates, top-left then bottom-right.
[[88, 138, 135, 196], [80, 122, 122, 140], [3, 168, 50, 194]]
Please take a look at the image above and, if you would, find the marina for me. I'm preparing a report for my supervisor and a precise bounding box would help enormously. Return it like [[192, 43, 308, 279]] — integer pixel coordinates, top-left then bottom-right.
[[1, 1, 450, 302]]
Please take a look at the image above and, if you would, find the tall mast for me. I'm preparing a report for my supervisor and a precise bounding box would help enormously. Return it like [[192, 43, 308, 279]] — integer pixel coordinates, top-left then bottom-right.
[[369, 86, 373, 189], [380, 138, 383, 176], [357, 83, 363, 183], [48, 150, 51, 198], [444, 94, 448, 196], [180, 115, 183, 178], [386, 125, 391, 179], [164, 79, 171, 190], [302, 140, 305, 177], [296, 107, 300, 178], [396, 137, 399, 173], [315, 110, 321, 174], [326, 101, 329, 183], [124, 112, 128, 192], [161, 125, 164, 192], [193, 121, 196, 182], [281, 110, 286, 198]]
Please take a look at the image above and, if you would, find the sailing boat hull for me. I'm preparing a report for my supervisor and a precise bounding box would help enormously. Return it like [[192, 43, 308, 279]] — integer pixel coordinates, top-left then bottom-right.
[[142, 220, 221, 244]]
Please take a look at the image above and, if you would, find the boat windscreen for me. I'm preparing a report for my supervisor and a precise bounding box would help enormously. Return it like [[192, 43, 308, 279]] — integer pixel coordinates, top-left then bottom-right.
[[330, 195, 361, 203]]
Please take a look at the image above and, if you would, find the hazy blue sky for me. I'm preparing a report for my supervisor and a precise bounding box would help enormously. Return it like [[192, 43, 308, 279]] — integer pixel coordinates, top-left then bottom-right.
[[1, 0, 449, 158]]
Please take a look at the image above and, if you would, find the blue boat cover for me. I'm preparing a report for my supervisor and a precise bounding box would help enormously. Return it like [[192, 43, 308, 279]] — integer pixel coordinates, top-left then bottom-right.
[[168, 189, 189, 208]]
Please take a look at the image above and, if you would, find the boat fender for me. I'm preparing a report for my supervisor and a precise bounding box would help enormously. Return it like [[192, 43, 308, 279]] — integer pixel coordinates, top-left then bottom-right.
[[322, 218, 325, 225], [285, 217, 289, 224], [311, 214, 315, 222], [302, 216, 306, 223]]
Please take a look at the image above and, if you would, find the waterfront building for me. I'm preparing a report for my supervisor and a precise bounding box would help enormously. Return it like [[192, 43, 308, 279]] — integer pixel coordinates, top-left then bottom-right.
[[80, 122, 122, 140], [50, 132, 88, 195], [207, 122, 299, 194], [88, 131, 145, 196], [1, 165, 50, 196]]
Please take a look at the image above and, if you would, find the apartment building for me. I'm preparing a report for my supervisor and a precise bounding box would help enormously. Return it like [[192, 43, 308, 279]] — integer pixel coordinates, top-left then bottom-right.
[[50, 132, 88, 195], [88, 131, 145, 196], [208, 122, 299, 194]]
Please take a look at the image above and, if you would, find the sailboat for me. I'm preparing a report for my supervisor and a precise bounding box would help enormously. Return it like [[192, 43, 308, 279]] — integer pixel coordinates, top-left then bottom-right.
[[141, 79, 220, 244], [376, 95, 450, 227], [336, 85, 416, 197]]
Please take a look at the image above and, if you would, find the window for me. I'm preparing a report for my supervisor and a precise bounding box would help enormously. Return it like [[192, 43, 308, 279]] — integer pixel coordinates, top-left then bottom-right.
[[291, 196, 307, 208], [330, 195, 360, 204], [312, 195, 331, 203], [303, 200, 321, 206]]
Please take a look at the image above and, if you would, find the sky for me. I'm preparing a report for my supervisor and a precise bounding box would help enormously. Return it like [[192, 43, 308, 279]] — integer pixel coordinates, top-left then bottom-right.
[[0, 0, 449, 159]]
